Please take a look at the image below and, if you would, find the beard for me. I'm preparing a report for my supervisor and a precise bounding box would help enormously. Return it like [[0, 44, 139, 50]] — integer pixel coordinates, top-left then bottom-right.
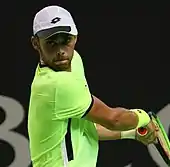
[[39, 48, 73, 72]]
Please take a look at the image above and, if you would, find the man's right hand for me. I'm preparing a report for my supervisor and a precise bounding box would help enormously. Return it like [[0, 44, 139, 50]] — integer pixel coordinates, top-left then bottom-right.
[[136, 121, 159, 145]]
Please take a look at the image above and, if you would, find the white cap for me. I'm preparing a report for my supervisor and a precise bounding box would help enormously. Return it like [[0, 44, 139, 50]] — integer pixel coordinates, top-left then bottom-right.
[[33, 5, 78, 38]]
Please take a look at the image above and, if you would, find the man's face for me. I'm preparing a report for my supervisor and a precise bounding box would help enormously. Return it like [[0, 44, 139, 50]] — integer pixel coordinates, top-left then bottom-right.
[[33, 33, 77, 71]]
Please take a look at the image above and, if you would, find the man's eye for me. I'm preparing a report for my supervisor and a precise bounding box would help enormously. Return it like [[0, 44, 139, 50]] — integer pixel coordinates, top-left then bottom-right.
[[66, 36, 73, 44], [47, 41, 55, 46], [67, 36, 72, 40]]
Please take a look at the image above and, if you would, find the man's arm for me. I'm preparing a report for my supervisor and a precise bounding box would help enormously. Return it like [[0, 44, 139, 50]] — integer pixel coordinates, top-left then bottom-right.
[[95, 123, 121, 140], [84, 96, 150, 131], [54, 73, 150, 131], [95, 124, 136, 141]]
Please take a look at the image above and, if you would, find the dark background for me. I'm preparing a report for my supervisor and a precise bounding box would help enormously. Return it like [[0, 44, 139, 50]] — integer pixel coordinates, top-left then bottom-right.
[[0, 1, 169, 167]]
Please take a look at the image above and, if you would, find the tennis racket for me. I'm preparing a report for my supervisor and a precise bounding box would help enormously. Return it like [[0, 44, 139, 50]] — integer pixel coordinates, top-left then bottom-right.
[[137, 112, 170, 166]]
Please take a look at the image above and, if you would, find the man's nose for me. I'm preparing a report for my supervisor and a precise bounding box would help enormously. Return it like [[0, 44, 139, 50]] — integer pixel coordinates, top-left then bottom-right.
[[57, 50, 65, 56], [56, 48, 67, 58]]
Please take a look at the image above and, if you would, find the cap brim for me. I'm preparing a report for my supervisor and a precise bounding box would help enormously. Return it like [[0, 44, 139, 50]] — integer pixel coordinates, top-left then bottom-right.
[[36, 26, 72, 39]]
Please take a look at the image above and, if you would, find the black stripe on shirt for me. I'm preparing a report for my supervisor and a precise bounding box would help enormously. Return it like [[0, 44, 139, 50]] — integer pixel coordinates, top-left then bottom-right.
[[65, 118, 73, 161], [81, 95, 94, 118]]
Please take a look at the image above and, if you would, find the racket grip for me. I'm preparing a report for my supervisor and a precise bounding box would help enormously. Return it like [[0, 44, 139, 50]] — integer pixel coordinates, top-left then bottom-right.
[[137, 127, 148, 136]]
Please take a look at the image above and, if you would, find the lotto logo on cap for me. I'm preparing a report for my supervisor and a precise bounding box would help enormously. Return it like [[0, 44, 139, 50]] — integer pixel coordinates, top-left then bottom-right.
[[33, 5, 78, 38]]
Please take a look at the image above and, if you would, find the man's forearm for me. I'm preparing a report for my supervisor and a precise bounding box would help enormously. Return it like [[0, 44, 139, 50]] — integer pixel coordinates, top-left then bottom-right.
[[96, 123, 121, 140], [109, 107, 139, 131], [96, 124, 136, 141], [87, 96, 150, 132]]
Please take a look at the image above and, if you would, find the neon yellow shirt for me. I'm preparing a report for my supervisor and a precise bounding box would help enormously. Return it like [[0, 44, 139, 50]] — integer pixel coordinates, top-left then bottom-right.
[[28, 50, 99, 167]]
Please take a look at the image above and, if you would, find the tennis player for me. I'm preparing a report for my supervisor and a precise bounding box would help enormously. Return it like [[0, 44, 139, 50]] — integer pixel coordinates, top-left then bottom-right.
[[28, 5, 157, 167]]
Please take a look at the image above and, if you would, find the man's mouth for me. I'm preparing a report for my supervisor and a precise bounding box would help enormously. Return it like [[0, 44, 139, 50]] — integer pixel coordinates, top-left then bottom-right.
[[54, 59, 69, 65]]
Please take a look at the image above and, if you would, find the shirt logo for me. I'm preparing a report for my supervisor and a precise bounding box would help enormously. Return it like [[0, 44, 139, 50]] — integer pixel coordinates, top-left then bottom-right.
[[51, 17, 61, 24]]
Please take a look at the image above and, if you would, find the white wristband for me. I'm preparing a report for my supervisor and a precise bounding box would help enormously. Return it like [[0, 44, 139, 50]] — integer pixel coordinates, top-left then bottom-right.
[[121, 129, 136, 139]]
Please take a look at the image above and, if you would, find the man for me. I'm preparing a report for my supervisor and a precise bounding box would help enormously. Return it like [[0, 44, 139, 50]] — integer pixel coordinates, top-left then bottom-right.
[[28, 5, 157, 167]]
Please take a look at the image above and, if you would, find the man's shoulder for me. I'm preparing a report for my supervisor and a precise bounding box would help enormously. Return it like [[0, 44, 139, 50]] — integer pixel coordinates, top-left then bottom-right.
[[33, 71, 75, 90], [73, 50, 82, 61], [74, 49, 80, 56]]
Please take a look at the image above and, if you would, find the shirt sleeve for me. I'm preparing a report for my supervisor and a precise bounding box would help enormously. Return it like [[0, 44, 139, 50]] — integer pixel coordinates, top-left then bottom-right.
[[52, 72, 93, 120]]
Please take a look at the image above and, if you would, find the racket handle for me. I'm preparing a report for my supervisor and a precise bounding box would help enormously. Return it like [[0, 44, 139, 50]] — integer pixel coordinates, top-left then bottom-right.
[[137, 127, 148, 136]]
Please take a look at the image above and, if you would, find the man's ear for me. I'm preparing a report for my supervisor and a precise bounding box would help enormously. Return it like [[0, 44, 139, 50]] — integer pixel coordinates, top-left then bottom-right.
[[31, 36, 39, 51]]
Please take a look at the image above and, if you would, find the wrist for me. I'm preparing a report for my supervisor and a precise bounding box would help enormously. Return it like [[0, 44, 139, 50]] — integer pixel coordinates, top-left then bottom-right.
[[130, 109, 150, 128], [121, 129, 136, 139]]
